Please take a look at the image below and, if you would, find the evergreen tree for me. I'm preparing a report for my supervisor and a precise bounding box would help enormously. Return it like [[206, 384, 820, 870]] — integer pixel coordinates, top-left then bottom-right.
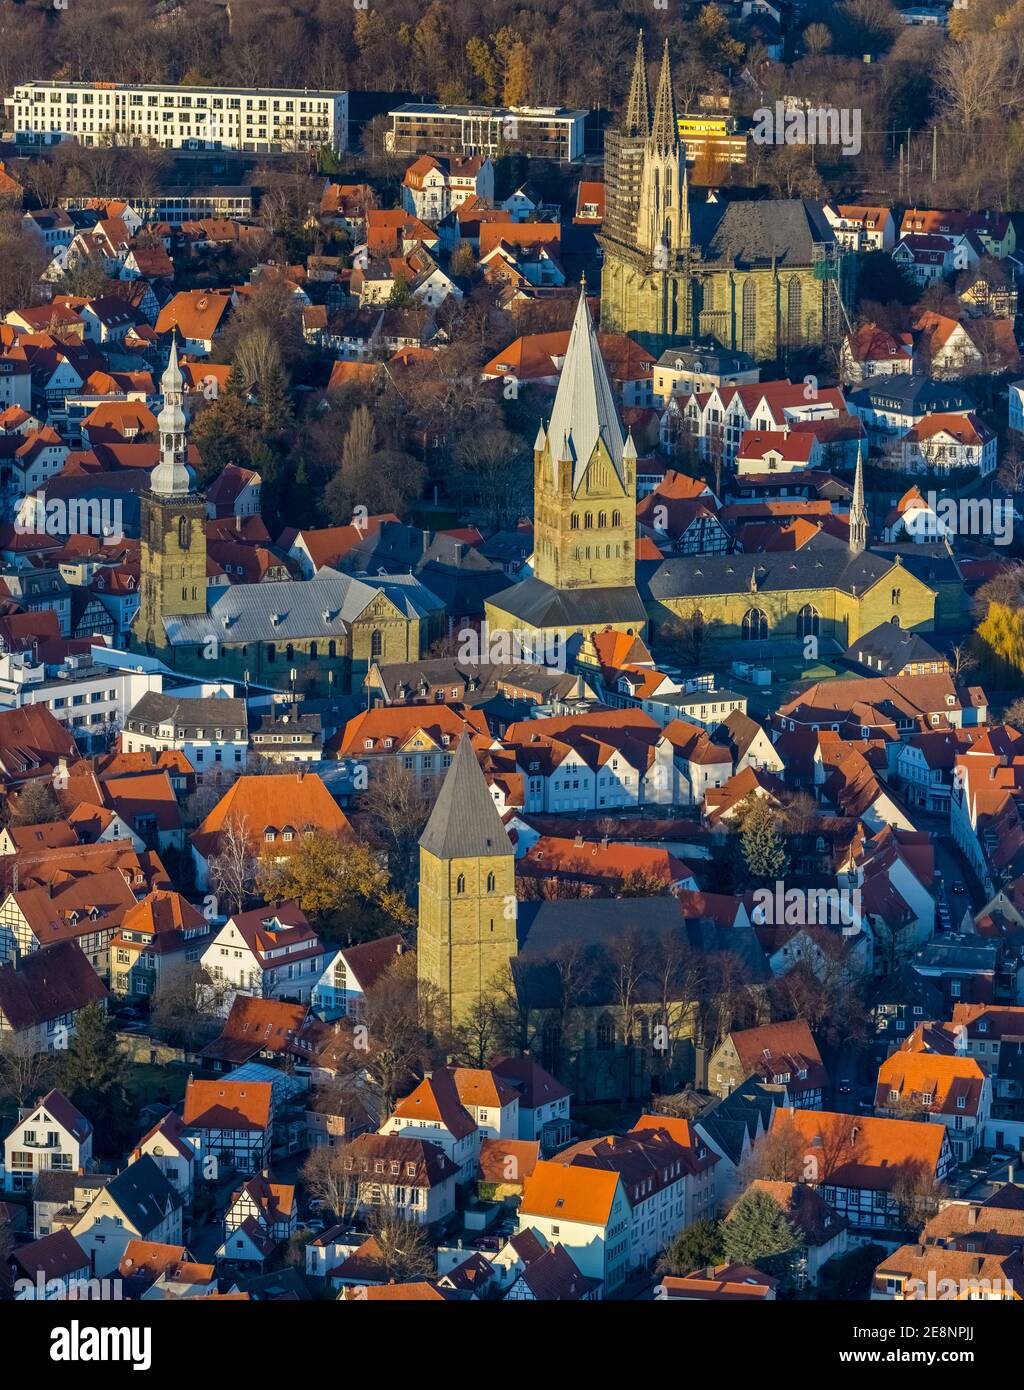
[[59, 1002, 133, 1159], [656, 1217, 724, 1277], [740, 798, 790, 881], [722, 1188, 799, 1284]]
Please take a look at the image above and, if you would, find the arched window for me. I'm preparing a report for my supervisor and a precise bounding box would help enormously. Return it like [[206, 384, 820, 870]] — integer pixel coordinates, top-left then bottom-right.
[[371, 629, 383, 658], [797, 604, 819, 638], [265, 644, 276, 663], [285, 643, 294, 662], [570, 513, 579, 530], [596, 1015, 616, 1051], [598, 511, 606, 528], [328, 640, 337, 658], [741, 279, 757, 356], [309, 641, 318, 660], [486, 871, 495, 893], [787, 278, 803, 347], [455, 873, 465, 895], [891, 588, 901, 605], [742, 607, 769, 641], [612, 509, 621, 527], [178, 516, 190, 549], [584, 512, 593, 528]]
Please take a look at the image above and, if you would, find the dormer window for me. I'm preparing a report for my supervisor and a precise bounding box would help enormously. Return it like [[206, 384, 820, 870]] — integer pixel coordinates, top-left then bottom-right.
[[264, 828, 276, 842]]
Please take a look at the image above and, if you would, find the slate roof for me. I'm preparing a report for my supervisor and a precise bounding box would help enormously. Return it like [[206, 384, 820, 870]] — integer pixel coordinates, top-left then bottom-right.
[[545, 288, 626, 490], [102, 1155, 181, 1234], [845, 623, 945, 675], [419, 733, 513, 861], [646, 532, 916, 601], [127, 691, 248, 737], [163, 566, 444, 645], [510, 896, 768, 1008], [690, 197, 836, 269], [488, 575, 647, 627]]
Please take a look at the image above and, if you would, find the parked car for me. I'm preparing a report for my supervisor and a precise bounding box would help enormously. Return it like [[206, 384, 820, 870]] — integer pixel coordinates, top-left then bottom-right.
[[838, 1079, 852, 1095], [952, 882, 966, 895]]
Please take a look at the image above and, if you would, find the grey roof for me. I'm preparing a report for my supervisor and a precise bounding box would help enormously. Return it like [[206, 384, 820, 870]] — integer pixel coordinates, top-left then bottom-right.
[[656, 343, 757, 375], [511, 896, 768, 1006], [845, 623, 944, 675], [104, 1154, 181, 1234], [128, 691, 247, 735], [696, 1079, 778, 1166], [163, 566, 444, 645], [545, 288, 625, 491], [690, 198, 835, 269], [847, 376, 975, 415], [646, 533, 910, 601], [419, 733, 513, 861], [489, 576, 647, 628], [713, 709, 765, 761]]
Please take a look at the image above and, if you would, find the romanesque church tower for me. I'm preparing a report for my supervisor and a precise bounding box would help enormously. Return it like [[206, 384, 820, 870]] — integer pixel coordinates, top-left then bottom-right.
[[532, 285, 638, 594], [485, 285, 647, 645], [137, 338, 207, 652], [417, 736, 517, 1028]]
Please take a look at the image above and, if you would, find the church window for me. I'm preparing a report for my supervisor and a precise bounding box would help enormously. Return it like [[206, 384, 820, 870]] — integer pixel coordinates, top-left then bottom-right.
[[585, 546, 591, 560], [612, 510, 621, 527], [181, 587, 188, 600], [606, 545, 611, 559], [598, 511, 606, 528], [596, 1015, 616, 1051], [742, 607, 769, 641], [486, 871, 495, 892], [455, 874, 465, 895], [797, 604, 819, 638], [178, 516, 190, 549], [584, 512, 593, 528], [741, 280, 757, 356], [328, 640, 337, 658], [788, 279, 803, 347], [891, 588, 901, 605], [285, 643, 294, 662], [191, 587, 197, 600], [570, 513, 579, 530], [371, 629, 383, 658], [310, 642, 318, 659]]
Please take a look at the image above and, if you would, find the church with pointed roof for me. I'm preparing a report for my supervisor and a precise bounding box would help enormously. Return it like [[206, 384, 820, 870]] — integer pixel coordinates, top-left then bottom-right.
[[599, 35, 853, 360], [484, 287, 648, 648], [136, 337, 208, 653]]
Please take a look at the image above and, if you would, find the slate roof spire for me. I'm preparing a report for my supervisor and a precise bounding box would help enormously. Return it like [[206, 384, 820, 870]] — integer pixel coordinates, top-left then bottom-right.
[[849, 450, 867, 554], [544, 284, 626, 491], [419, 734, 511, 861]]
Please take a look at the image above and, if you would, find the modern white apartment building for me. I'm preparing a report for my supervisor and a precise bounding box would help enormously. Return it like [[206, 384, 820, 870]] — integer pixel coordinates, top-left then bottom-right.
[[6, 82, 348, 154]]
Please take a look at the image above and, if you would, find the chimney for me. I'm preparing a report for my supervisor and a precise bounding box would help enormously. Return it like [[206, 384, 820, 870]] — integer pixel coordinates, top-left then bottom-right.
[[967, 1205, 979, 1227], [574, 833, 584, 848]]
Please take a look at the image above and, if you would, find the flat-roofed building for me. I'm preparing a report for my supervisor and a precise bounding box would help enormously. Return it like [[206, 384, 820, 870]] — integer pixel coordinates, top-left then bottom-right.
[[6, 82, 348, 154], [386, 102, 586, 163]]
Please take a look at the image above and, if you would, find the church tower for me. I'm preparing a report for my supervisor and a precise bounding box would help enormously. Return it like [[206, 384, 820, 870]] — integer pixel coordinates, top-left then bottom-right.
[[417, 735, 517, 1028], [137, 337, 207, 652], [849, 452, 867, 555], [636, 39, 690, 261], [485, 284, 647, 644], [532, 284, 637, 593]]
